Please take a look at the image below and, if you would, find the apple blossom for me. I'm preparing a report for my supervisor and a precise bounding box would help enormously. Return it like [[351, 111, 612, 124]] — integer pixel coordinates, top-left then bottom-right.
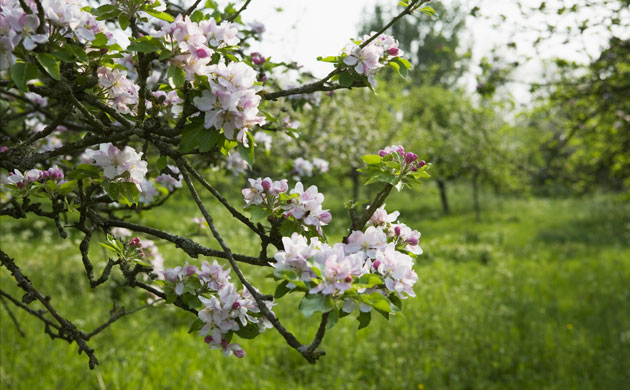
[[84, 143, 148, 187]]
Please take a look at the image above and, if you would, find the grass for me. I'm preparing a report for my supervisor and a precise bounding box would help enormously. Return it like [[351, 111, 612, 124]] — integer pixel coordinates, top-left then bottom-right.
[[1, 179, 629, 389]]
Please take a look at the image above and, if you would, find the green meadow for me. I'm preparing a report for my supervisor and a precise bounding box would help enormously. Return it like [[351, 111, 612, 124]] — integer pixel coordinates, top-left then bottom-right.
[[1, 181, 629, 390]]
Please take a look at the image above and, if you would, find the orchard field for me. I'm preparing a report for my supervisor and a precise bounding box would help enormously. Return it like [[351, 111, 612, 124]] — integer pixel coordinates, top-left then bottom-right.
[[2, 0, 630, 389], [2, 181, 629, 389]]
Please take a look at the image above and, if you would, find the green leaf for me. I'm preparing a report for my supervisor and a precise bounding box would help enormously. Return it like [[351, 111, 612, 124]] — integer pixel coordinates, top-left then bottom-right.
[[317, 56, 339, 63], [235, 322, 259, 339], [299, 294, 334, 318], [198, 130, 223, 153], [50, 48, 75, 63], [180, 122, 204, 153], [10, 62, 39, 92], [359, 292, 392, 313], [157, 156, 167, 171], [326, 308, 339, 329], [390, 57, 408, 78], [181, 293, 201, 309], [339, 71, 354, 87], [67, 164, 101, 180], [158, 50, 174, 61], [118, 14, 130, 30], [35, 53, 60, 80], [237, 139, 254, 166], [167, 64, 186, 88], [357, 311, 371, 329], [68, 44, 89, 63], [187, 318, 205, 334], [58, 180, 78, 195], [91, 33, 108, 47], [419, 6, 439, 20], [396, 57, 412, 69], [353, 274, 383, 289], [361, 154, 383, 165], [144, 8, 175, 22], [128, 37, 164, 53], [274, 280, 291, 299], [190, 10, 204, 23], [247, 205, 271, 223]]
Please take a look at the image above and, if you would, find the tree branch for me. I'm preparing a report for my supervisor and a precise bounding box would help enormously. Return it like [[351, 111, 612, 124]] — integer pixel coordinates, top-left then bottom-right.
[[0, 249, 99, 369]]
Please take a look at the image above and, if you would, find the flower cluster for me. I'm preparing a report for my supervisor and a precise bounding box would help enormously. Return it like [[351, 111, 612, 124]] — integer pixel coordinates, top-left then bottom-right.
[[152, 90, 184, 117], [242, 177, 289, 207], [1, 0, 105, 69], [97, 67, 140, 114], [378, 144, 426, 172], [241, 179, 331, 235], [193, 61, 265, 145], [341, 33, 403, 87], [5, 166, 64, 188], [282, 183, 332, 234], [151, 15, 240, 80], [84, 143, 148, 188], [292, 157, 329, 178], [369, 205, 422, 256], [162, 260, 273, 358], [155, 165, 183, 191], [273, 226, 417, 302], [225, 152, 250, 176]]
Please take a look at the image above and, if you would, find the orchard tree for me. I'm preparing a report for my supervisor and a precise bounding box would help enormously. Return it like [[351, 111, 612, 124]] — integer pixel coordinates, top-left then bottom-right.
[[0, 0, 439, 368]]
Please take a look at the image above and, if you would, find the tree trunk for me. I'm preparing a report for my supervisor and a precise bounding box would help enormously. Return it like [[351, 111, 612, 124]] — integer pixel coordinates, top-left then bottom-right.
[[436, 178, 450, 214]]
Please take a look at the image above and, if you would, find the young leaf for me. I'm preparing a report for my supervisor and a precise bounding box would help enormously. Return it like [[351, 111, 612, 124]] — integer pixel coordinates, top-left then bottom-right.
[[357, 311, 371, 329], [167, 64, 186, 88], [10, 62, 39, 92], [118, 14, 130, 30], [188, 318, 205, 334], [339, 71, 354, 87], [299, 294, 334, 318], [128, 37, 164, 53], [35, 53, 60, 80], [361, 154, 383, 165], [144, 9, 175, 22], [180, 122, 205, 152], [274, 280, 291, 299], [420, 6, 439, 20]]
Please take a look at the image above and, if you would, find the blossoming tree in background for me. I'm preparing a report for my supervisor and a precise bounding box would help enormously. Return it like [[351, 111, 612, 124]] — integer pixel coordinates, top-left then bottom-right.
[[0, 0, 436, 367]]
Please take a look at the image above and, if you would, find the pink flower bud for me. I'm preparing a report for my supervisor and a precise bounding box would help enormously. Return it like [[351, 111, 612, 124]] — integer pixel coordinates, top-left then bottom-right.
[[195, 48, 210, 58], [394, 226, 402, 236], [373, 260, 381, 270], [378, 150, 387, 157], [232, 302, 241, 310], [388, 47, 399, 56], [130, 238, 142, 247], [318, 211, 332, 224], [345, 276, 352, 283], [233, 349, 246, 358], [418, 160, 426, 168], [204, 335, 213, 343], [405, 152, 418, 164], [0, 146, 8, 153], [184, 265, 198, 276], [407, 237, 419, 246], [261, 178, 271, 191], [17, 181, 24, 188]]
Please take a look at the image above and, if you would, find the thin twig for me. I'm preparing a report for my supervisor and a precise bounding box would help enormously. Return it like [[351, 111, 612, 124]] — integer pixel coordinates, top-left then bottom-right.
[[227, 0, 252, 22], [0, 294, 26, 337], [0, 250, 99, 369]]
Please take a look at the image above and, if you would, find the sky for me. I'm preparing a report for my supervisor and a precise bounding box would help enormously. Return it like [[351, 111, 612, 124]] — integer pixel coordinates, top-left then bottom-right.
[[233, 0, 628, 104]]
